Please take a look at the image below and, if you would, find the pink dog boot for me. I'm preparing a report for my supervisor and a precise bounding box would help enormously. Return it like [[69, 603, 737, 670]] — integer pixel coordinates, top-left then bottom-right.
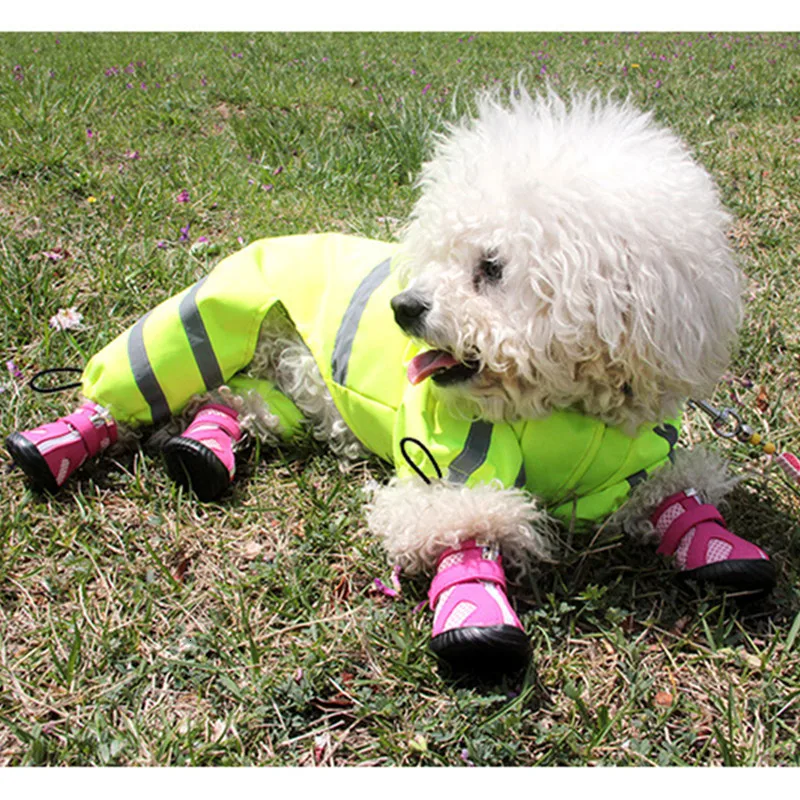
[[428, 540, 531, 675], [161, 404, 242, 501], [652, 489, 775, 592], [5, 402, 118, 493]]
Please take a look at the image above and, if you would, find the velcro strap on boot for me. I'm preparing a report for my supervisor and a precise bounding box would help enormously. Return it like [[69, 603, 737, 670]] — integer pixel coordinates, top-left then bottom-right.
[[428, 557, 507, 609], [656, 504, 725, 556], [64, 409, 104, 455], [188, 405, 241, 439]]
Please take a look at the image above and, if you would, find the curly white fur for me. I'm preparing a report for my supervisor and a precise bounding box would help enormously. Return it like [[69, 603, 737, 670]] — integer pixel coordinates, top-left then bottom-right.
[[613, 447, 741, 545], [398, 88, 742, 433], [245, 307, 366, 460], [366, 478, 558, 576]]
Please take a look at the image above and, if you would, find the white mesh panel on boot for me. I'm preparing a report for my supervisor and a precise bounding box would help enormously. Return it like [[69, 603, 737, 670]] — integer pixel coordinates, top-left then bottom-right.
[[443, 601, 477, 631], [706, 539, 734, 564], [438, 552, 465, 571], [656, 502, 685, 536]]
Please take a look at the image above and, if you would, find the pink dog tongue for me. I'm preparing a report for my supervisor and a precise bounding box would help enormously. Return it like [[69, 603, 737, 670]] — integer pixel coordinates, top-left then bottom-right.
[[407, 350, 460, 385]]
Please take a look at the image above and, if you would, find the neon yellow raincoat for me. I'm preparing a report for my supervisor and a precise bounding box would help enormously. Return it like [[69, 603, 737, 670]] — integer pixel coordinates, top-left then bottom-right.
[[82, 233, 680, 527]]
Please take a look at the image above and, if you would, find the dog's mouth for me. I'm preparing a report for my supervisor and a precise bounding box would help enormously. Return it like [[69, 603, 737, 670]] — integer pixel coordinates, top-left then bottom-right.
[[407, 349, 480, 386]]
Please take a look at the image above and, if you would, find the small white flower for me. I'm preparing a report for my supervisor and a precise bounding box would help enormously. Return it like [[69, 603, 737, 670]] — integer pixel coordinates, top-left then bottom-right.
[[49, 307, 84, 331]]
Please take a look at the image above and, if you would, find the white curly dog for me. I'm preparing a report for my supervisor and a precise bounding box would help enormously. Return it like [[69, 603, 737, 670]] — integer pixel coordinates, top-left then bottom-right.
[[7, 88, 775, 676]]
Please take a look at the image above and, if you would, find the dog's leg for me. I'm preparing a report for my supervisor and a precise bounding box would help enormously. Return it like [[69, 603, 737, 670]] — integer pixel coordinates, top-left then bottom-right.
[[160, 309, 369, 500], [616, 447, 775, 591], [160, 376, 305, 501], [367, 478, 556, 675], [6, 401, 120, 493]]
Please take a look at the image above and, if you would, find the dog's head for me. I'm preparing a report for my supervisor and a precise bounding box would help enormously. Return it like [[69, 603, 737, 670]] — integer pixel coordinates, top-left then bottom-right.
[[392, 89, 742, 431]]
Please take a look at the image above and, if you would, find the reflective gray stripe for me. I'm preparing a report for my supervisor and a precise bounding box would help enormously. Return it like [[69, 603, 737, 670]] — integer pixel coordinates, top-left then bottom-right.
[[179, 278, 224, 390], [514, 461, 527, 489], [127, 312, 171, 424], [331, 257, 392, 385], [447, 421, 494, 484]]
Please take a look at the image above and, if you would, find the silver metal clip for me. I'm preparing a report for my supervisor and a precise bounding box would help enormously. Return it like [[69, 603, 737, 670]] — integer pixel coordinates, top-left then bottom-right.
[[687, 398, 754, 444]]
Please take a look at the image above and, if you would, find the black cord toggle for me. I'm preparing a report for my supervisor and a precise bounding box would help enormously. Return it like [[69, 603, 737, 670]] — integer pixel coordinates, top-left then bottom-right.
[[28, 367, 84, 394], [398, 436, 443, 485]]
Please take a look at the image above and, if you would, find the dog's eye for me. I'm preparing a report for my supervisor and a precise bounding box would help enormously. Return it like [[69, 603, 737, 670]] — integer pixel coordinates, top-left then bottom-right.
[[474, 255, 505, 289]]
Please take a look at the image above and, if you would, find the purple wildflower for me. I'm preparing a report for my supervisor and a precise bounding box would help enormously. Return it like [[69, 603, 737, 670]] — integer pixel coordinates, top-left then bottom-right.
[[272, 166, 283, 176], [157, 240, 167, 249], [373, 578, 399, 598], [261, 184, 273, 192], [6, 360, 23, 380], [196, 236, 208, 244], [175, 189, 190, 203], [86, 128, 94, 139], [179, 223, 191, 242], [655, 79, 662, 89], [422, 83, 431, 95], [124, 150, 140, 160], [374, 565, 402, 599]]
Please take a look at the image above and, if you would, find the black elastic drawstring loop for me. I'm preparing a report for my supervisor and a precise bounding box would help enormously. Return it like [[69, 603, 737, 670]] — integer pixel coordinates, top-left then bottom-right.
[[399, 436, 443, 485], [29, 367, 83, 394]]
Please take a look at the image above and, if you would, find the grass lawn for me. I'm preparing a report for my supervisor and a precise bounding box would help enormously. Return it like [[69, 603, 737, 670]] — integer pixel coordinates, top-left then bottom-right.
[[1, 31, 800, 767]]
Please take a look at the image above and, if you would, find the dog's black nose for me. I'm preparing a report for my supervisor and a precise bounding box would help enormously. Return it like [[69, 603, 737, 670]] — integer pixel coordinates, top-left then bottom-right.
[[391, 292, 430, 332]]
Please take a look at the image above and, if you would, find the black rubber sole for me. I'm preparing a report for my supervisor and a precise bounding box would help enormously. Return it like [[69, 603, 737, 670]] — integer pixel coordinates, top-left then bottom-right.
[[5, 432, 60, 493], [162, 436, 232, 502], [430, 624, 532, 677], [680, 558, 776, 593]]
